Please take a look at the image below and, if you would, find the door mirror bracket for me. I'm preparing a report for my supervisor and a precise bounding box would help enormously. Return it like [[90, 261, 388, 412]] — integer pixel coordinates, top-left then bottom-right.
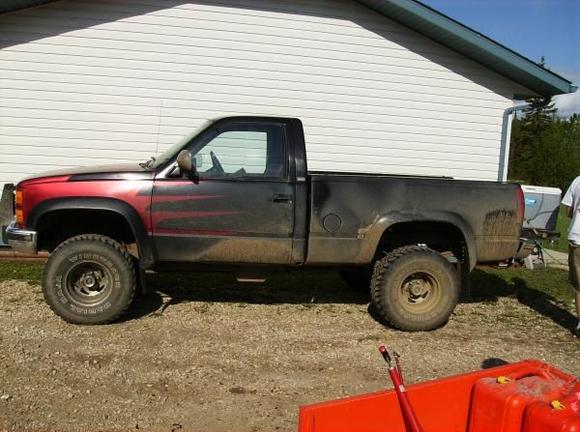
[[176, 150, 200, 184]]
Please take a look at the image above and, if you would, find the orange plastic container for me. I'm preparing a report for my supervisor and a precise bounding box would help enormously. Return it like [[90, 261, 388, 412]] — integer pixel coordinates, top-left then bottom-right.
[[467, 365, 571, 432], [297, 360, 576, 432], [522, 389, 580, 432]]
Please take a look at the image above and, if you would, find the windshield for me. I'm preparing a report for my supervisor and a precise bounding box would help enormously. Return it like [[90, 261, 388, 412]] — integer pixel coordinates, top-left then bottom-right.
[[147, 119, 215, 169]]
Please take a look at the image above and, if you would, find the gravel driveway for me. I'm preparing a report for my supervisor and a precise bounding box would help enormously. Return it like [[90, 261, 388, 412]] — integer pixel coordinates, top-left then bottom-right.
[[0, 268, 578, 431]]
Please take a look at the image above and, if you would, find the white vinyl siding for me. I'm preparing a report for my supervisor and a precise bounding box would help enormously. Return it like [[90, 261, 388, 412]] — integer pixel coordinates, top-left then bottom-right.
[[0, 0, 529, 187]]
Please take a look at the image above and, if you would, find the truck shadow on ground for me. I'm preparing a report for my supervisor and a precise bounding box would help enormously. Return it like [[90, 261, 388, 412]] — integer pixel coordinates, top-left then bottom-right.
[[124, 268, 367, 322], [125, 268, 577, 334], [123, 268, 368, 321]]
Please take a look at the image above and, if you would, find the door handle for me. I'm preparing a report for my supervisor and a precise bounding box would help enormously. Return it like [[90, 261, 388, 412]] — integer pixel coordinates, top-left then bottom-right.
[[272, 193, 293, 204]]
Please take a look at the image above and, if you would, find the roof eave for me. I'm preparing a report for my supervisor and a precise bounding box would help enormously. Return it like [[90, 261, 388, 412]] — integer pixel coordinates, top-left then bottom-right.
[[0, 0, 55, 15], [358, 0, 576, 97]]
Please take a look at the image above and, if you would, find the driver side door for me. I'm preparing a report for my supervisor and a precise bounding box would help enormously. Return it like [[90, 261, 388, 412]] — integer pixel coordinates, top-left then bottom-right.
[[151, 119, 296, 264]]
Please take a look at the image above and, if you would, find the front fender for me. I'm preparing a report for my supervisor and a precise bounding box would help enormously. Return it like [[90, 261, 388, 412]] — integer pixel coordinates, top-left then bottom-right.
[[28, 197, 154, 269]]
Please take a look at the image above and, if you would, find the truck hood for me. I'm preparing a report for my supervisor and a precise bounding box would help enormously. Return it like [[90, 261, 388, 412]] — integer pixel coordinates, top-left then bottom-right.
[[20, 163, 155, 184]]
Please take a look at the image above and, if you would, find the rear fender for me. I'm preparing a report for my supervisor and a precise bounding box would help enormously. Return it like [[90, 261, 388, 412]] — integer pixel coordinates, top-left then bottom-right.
[[360, 211, 477, 270]]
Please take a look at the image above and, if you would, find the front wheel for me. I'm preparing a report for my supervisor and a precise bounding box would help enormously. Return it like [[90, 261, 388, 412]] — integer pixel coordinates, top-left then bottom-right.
[[370, 245, 460, 331], [42, 234, 136, 324]]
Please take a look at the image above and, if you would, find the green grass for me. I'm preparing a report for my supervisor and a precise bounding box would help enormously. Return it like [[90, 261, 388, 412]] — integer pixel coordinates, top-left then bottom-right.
[[470, 266, 576, 329], [547, 205, 571, 253], [471, 266, 574, 306], [0, 260, 43, 284]]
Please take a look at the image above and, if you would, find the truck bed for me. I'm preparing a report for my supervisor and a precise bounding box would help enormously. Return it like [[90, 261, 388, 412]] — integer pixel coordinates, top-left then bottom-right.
[[305, 172, 522, 267]]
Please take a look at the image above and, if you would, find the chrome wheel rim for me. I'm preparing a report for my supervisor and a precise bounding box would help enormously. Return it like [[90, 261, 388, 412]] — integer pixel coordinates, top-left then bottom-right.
[[64, 261, 113, 307]]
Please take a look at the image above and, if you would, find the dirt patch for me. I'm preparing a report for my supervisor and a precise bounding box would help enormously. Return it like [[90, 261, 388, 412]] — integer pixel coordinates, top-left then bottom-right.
[[0, 270, 578, 431]]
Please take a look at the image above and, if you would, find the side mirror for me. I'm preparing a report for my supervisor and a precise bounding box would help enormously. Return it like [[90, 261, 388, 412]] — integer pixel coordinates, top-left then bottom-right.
[[176, 150, 199, 183]]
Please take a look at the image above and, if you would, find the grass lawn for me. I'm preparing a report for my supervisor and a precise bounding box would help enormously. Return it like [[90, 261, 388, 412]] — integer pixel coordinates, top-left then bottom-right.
[[548, 205, 571, 253], [471, 266, 574, 306], [0, 260, 43, 284]]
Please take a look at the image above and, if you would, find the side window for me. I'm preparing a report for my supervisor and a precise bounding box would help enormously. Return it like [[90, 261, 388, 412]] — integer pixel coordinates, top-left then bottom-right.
[[193, 123, 286, 179]]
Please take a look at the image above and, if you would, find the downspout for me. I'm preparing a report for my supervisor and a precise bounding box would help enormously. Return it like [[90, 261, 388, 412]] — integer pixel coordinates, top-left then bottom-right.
[[498, 103, 528, 182]]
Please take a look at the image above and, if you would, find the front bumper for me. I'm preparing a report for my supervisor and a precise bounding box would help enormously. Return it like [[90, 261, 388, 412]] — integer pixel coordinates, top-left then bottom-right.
[[5, 222, 37, 254]]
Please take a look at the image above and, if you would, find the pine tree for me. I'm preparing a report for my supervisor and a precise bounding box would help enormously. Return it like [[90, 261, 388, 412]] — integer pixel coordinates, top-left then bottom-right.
[[521, 57, 557, 131], [508, 57, 558, 185]]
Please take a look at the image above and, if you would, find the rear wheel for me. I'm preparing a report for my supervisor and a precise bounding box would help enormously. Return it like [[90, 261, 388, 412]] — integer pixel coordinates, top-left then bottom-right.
[[370, 245, 459, 331], [42, 234, 136, 324]]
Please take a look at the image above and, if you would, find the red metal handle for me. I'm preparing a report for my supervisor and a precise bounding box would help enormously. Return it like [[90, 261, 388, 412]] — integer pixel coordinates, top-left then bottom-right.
[[388, 367, 424, 432], [379, 345, 424, 432]]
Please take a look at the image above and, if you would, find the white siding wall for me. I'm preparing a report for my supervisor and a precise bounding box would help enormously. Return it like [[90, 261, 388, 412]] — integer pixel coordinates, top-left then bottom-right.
[[0, 0, 529, 188]]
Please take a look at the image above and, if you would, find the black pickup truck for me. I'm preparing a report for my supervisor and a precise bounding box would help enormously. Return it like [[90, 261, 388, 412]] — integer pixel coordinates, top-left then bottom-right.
[[6, 116, 524, 330]]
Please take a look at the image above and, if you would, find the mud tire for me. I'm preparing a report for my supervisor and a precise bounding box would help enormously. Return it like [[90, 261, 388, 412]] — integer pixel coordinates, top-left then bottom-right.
[[370, 245, 459, 331], [42, 234, 136, 325]]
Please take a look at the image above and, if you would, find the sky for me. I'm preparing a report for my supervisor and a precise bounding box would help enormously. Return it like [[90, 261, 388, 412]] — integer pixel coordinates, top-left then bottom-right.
[[422, 0, 580, 116]]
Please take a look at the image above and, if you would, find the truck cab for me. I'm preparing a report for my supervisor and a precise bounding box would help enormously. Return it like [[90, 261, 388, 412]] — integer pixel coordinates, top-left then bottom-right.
[[150, 116, 308, 265]]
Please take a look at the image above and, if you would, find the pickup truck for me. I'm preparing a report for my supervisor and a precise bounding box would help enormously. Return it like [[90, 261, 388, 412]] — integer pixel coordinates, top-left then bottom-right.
[[6, 116, 524, 330]]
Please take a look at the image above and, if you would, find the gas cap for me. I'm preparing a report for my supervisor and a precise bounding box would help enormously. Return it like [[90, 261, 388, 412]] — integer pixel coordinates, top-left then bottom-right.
[[322, 213, 342, 233]]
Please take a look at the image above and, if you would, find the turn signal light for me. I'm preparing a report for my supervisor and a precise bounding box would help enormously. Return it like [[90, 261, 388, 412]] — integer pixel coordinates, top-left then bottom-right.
[[15, 189, 24, 225], [16, 209, 24, 225], [15, 190, 23, 206]]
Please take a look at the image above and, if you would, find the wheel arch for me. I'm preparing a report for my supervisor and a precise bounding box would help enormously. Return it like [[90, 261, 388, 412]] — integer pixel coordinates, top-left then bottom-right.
[[361, 211, 477, 270], [29, 197, 154, 269]]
